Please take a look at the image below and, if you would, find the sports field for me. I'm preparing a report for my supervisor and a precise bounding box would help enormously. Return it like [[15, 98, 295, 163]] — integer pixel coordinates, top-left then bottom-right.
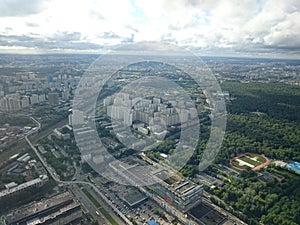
[[230, 153, 270, 171]]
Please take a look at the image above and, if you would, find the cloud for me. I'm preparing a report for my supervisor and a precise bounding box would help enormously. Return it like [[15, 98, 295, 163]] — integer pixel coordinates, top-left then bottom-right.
[[0, 0, 299, 57], [47, 32, 82, 42], [0, 31, 133, 52], [0, 33, 81, 50], [26, 22, 39, 27], [0, 0, 47, 17], [153, 0, 300, 57]]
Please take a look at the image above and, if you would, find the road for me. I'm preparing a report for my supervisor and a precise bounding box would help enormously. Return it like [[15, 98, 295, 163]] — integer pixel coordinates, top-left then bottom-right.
[[70, 184, 109, 224], [0, 116, 68, 167], [30, 117, 69, 144], [27, 116, 245, 225], [26, 117, 131, 225]]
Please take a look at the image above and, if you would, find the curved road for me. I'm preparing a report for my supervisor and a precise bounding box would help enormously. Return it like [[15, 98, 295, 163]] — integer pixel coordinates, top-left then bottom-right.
[[26, 117, 132, 225]]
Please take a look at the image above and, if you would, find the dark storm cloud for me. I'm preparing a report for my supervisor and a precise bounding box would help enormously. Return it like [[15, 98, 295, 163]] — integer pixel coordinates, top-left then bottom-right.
[[0, 0, 46, 17]]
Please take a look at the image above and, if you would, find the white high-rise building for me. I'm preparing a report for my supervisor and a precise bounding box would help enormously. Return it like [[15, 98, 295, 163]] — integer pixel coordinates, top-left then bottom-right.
[[8, 96, 21, 112], [153, 97, 161, 104], [0, 97, 9, 112], [48, 93, 59, 105], [179, 109, 189, 122], [68, 114, 72, 125], [30, 94, 39, 104], [104, 96, 113, 106], [107, 105, 125, 120], [62, 90, 69, 100], [38, 94, 46, 102], [123, 109, 133, 126], [21, 96, 30, 108], [71, 110, 85, 125]]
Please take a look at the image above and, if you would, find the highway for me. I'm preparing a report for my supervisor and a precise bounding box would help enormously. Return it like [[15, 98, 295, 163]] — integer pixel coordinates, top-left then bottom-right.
[[26, 116, 245, 225], [70, 184, 109, 224], [26, 117, 132, 225]]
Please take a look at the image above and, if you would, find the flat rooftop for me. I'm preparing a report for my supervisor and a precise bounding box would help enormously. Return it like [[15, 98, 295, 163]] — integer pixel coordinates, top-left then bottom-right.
[[5, 192, 75, 223], [26, 202, 80, 225], [123, 190, 147, 207], [109, 156, 202, 199], [189, 203, 227, 225], [0, 175, 48, 198]]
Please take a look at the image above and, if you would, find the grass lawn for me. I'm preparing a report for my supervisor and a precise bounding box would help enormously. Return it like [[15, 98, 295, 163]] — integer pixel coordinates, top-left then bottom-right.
[[231, 153, 268, 170], [239, 156, 261, 167], [232, 160, 249, 170], [248, 154, 267, 163]]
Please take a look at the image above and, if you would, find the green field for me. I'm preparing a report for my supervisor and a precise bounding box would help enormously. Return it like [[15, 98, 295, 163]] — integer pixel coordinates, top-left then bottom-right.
[[248, 154, 266, 163], [231, 160, 249, 170], [238, 156, 261, 167], [82, 188, 119, 225], [232, 154, 267, 170]]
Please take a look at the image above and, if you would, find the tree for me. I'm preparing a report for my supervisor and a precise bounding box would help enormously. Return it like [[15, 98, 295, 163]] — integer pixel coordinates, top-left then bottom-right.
[[91, 220, 99, 225]]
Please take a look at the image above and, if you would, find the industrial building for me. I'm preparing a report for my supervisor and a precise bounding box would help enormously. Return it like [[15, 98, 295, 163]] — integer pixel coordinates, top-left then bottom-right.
[[0, 175, 48, 200], [3, 192, 82, 225], [109, 156, 203, 224]]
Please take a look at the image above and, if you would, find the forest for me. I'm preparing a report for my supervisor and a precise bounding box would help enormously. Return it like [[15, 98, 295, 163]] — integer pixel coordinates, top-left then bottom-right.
[[209, 165, 300, 225], [149, 81, 300, 224], [211, 82, 300, 224], [220, 81, 300, 122]]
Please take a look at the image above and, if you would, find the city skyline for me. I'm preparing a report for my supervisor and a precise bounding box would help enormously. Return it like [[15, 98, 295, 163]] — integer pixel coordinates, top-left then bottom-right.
[[0, 2, 300, 224]]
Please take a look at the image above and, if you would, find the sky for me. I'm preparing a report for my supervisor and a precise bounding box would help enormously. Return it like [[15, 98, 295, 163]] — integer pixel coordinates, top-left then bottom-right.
[[0, 0, 300, 58]]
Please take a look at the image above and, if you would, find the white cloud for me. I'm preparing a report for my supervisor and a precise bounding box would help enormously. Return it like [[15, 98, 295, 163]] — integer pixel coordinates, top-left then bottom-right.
[[0, 0, 47, 17], [0, 0, 299, 57]]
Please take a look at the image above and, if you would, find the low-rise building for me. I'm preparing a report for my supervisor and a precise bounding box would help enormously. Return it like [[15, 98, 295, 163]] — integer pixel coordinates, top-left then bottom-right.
[[109, 156, 203, 224], [3, 192, 82, 225], [0, 175, 48, 200]]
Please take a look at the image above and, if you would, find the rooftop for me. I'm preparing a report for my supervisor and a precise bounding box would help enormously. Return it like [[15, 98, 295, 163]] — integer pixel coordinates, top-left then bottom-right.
[[0, 175, 48, 198], [123, 190, 147, 207], [148, 219, 159, 225], [5, 192, 77, 224], [109, 156, 202, 199]]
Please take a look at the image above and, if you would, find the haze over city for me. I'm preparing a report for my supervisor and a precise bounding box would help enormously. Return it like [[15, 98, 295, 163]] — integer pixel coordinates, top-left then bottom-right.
[[0, 1, 300, 225]]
